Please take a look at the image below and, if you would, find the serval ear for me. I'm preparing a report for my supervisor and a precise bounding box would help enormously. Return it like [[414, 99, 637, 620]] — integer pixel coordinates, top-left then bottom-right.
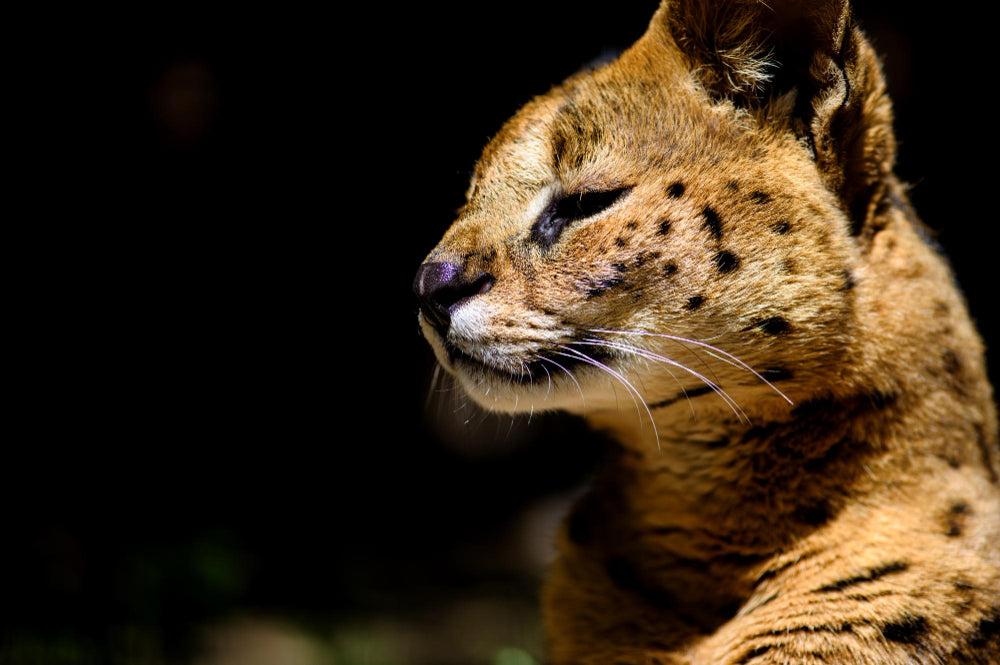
[[650, 0, 896, 236]]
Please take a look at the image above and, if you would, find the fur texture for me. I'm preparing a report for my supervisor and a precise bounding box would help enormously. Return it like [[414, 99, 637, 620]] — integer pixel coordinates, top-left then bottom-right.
[[415, 1, 1000, 662]]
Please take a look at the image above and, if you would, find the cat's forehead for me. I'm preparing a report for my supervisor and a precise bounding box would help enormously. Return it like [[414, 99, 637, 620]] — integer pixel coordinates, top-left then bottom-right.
[[467, 61, 753, 212]]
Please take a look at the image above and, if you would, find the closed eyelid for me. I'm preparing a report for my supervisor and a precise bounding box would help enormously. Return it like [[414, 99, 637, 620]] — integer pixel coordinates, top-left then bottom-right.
[[530, 187, 633, 248]]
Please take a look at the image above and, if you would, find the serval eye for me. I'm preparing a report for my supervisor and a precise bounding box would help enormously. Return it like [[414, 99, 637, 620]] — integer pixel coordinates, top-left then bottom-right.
[[531, 187, 632, 248]]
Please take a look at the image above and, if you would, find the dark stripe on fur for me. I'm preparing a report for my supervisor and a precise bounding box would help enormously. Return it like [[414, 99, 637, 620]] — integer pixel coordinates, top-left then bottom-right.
[[812, 561, 908, 593]]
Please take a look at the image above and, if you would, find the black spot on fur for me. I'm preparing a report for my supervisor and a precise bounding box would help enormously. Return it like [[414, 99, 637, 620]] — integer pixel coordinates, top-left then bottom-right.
[[726, 181, 739, 192], [748, 317, 790, 335], [626, 221, 639, 230], [842, 269, 856, 291], [750, 191, 771, 204], [702, 207, 723, 240], [585, 276, 626, 298], [813, 561, 909, 593], [771, 220, 791, 234], [663, 262, 678, 276], [668, 182, 685, 198], [658, 220, 672, 235], [615, 237, 628, 248], [881, 614, 928, 644], [686, 295, 705, 311], [946, 501, 970, 537], [713, 250, 741, 274], [942, 350, 962, 376], [613, 262, 628, 273]]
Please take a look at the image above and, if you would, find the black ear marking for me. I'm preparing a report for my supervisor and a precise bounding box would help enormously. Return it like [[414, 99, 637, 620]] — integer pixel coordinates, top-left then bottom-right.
[[686, 295, 705, 310]]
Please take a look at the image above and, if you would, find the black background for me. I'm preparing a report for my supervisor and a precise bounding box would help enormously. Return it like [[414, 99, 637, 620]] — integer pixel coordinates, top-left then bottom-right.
[[8, 2, 997, 663]]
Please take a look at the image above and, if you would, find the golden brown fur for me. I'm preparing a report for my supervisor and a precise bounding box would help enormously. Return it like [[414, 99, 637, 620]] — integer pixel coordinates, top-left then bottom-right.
[[414, 1, 1000, 662]]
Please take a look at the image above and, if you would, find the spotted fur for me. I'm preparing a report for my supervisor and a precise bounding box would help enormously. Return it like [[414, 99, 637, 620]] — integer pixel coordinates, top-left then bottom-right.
[[414, 1, 1000, 663]]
